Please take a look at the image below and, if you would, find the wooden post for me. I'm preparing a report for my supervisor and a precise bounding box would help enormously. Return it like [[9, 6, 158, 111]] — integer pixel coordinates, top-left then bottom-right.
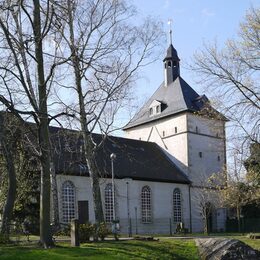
[[71, 219, 80, 247]]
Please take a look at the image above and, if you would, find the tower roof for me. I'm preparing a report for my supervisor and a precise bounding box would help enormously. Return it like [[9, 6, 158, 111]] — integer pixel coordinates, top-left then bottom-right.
[[163, 44, 180, 62], [123, 41, 227, 130], [124, 77, 204, 129]]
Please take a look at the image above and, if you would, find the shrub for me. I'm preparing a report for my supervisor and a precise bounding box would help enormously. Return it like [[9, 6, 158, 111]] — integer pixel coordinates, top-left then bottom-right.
[[79, 223, 95, 242], [54, 224, 71, 237], [0, 233, 10, 244], [96, 222, 111, 241]]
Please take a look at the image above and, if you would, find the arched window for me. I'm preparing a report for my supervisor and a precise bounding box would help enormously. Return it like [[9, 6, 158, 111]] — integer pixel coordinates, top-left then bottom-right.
[[105, 183, 114, 223], [62, 181, 76, 223], [167, 61, 172, 67], [173, 188, 182, 223], [141, 186, 152, 223], [149, 107, 153, 116]]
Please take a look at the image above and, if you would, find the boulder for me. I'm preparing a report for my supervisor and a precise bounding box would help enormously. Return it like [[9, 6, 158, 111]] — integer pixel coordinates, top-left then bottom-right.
[[195, 238, 260, 260]]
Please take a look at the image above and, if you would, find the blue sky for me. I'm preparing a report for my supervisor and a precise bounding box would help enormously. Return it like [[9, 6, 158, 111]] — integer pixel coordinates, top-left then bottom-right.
[[128, 0, 259, 109]]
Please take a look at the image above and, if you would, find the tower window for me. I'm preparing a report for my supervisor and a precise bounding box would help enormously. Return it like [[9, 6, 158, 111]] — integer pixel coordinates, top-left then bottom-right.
[[172, 61, 177, 68], [149, 107, 153, 116], [218, 155, 220, 161], [167, 61, 171, 67], [199, 152, 202, 158], [175, 127, 178, 133]]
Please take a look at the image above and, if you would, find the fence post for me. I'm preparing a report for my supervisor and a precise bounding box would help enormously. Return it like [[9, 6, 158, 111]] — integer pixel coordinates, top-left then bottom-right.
[[129, 218, 132, 237], [71, 219, 80, 247], [169, 218, 172, 236]]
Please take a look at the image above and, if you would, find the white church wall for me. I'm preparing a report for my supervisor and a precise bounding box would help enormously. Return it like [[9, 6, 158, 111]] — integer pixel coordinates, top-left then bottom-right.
[[125, 113, 189, 174], [187, 114, 226, 184], [56, 175, 194, 234]]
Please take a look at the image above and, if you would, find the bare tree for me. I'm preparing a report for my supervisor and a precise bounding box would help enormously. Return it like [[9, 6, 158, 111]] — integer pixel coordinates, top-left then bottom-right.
[[0, 0, 67, 247], [191, 7, 260, 151], [52, 0, 163, 224]]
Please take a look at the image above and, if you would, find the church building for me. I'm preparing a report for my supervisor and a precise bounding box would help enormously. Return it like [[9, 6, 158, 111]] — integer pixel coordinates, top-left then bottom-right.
[[55, 39, 227, 234]]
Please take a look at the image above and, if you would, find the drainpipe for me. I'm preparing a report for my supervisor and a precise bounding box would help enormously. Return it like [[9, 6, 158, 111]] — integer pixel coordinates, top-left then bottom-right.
[[189, 184, 192, 233]]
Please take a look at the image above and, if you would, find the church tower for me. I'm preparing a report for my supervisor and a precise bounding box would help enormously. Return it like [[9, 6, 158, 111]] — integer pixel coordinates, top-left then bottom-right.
[[123, 38, 227, 185], [163, 44, 180, 86]]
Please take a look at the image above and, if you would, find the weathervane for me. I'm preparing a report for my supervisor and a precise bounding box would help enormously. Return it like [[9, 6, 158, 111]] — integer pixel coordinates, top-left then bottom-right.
[[168, 19, 173, 45]]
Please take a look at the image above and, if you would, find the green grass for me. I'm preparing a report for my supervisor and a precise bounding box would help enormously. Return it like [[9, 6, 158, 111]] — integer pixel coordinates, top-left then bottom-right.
[[0, 239, 199, 260]]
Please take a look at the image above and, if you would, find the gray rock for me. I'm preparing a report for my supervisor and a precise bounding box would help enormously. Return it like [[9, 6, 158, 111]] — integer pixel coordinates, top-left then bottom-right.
[[195, 238, 260, 260]]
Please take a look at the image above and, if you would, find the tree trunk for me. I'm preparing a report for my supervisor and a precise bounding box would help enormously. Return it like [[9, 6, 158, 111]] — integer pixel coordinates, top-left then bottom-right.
[[236, 206, 241, 233], [0, 115, 16, 235], [50, 160, 60, 229], [84, 134, 105, 223], [33, 0, 53, 247], [67, 0, 104, 224]]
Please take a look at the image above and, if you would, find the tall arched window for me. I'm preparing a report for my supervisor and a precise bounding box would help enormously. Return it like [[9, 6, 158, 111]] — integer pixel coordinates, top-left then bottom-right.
[[173, 188, 182, 223], [141, 186, 152, 223], [105, 183, 114, 223], [62, 181, 75, 223]]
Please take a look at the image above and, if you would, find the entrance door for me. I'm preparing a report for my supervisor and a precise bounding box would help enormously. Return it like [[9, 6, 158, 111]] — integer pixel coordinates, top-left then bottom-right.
[[78, 200, 89, 224]]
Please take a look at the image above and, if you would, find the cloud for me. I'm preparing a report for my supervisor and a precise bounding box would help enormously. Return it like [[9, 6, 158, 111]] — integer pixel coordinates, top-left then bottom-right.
[[201, 8, 215, 17]]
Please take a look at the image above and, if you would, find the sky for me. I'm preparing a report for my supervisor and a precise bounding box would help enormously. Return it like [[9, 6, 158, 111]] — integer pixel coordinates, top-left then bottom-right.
[[125, 0, 259, 115]]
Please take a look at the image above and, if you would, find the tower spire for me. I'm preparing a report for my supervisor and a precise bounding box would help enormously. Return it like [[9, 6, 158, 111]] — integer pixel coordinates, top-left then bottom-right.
[[163, 20, 180, 86], [168, 19, 173, 45]]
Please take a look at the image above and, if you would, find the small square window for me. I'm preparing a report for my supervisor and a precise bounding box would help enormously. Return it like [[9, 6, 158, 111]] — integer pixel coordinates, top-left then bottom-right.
[[199, 152, 202, 158]]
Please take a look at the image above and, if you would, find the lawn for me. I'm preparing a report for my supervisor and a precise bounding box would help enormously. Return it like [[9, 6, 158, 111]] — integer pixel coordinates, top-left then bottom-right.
[[0, 239, 199, 260]]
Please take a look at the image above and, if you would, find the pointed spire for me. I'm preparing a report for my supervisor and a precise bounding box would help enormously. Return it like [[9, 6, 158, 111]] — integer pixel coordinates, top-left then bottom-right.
[[168, 19, 173, 45], [163, 20, 180, 86]]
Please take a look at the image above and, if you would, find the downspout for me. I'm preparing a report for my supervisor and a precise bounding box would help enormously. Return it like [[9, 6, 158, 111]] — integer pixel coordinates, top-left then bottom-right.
[[188, 184, 192, 233]]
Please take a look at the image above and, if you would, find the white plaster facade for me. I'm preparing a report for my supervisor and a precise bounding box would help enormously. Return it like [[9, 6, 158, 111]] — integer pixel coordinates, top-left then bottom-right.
[[56, 175, 192, 234], [123, 112, 226, 233], [125, 112, 226, 185]]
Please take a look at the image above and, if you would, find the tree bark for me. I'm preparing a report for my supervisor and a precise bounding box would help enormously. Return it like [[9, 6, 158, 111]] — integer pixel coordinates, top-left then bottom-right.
[[50, 160, 60, 229], [33, 0, 53, 247], [0, 114, 16, 235], [237, 206, 241, 233]]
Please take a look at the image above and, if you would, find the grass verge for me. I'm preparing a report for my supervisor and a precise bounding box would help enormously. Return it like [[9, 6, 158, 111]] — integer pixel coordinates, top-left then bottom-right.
[[0, 239, 199, 260]]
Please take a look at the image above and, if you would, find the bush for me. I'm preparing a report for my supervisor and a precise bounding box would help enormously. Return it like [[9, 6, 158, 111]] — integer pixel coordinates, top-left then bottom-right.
[[54, 224, 71, 237], [0, 233, 10, 244], [96, 222, 111, 241], [79, 223, 95, 242]]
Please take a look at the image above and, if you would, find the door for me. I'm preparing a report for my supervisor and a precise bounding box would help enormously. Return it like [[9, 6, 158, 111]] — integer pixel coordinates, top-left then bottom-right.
[[78, 200, 89, 224]]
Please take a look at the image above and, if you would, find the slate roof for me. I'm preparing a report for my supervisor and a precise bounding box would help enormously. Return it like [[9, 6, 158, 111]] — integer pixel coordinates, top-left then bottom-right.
[[124, 76, 216, 130], [50, 127, 190, 184], [163, 44, 180, 62]]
